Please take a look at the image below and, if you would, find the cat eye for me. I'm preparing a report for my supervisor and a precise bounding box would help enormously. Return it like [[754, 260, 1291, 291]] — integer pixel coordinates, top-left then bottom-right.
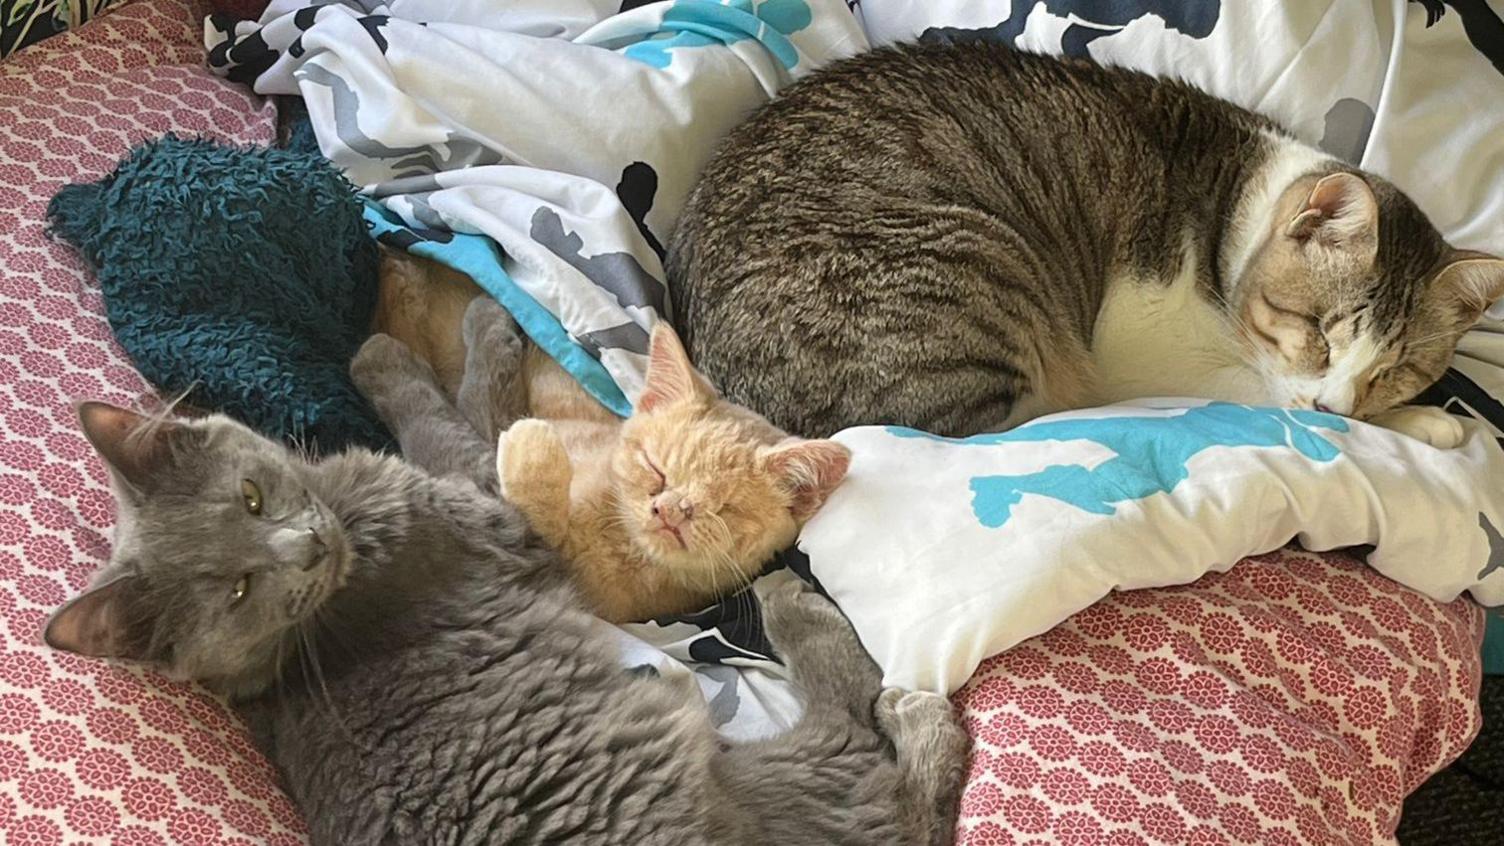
[[231, 574, 250, 603], [240, 479, 263, 515], [641, 453, 666, 494]]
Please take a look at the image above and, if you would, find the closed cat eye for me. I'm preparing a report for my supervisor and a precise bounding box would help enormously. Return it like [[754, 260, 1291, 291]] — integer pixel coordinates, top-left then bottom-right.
[[642, 453, 666, 492], [231, 574, 250, 603], [241, 479, 263, 515]]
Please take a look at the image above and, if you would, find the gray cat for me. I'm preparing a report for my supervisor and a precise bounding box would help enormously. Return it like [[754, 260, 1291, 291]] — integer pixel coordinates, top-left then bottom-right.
[[42, 313, 968, 845], [668, 43, 1504, 446]]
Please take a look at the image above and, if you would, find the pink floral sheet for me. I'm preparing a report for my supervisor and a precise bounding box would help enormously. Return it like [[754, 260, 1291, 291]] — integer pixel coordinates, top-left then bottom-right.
[[0, 1, 1485, 844]]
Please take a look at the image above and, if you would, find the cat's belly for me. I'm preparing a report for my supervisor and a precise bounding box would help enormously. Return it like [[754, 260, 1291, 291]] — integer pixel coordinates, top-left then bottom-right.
[[1088, 268, 1271, 406]]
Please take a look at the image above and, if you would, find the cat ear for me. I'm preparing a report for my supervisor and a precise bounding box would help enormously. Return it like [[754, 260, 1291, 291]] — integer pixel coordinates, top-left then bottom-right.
[[76, 402, 190, 496], [761, 439, 852, 521], [43, 576, 143, 660], [637, 323, 713, 413], [1436, 251, 1504, 318], [1284, 172, 1378, 256]]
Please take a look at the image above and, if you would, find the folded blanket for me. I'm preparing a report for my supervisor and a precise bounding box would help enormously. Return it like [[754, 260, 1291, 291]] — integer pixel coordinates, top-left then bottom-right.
[[207, 0, 868, 414]]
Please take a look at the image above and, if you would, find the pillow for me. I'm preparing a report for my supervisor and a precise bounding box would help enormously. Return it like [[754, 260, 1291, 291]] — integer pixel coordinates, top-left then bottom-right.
[[953, 549, 1484, 845], [0, 0, 306, 843], [801, 400, 1504, 693], [0, 0, 121, 60]]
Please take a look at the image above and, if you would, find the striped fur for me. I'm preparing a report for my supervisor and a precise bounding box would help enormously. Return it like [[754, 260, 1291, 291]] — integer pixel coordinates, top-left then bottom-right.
[[669, 43, 1504, 438]]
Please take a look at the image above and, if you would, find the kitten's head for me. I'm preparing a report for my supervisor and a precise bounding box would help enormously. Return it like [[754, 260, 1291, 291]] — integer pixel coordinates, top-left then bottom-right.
[[44, 403, 349, 698], [1236, 168, 1504, 418], [612, 325, 850, 582]]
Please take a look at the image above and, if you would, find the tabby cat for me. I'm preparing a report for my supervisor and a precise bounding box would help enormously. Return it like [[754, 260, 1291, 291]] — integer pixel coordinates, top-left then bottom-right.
[[668, 43, 1504, 445], [43, 395, 967, 845]]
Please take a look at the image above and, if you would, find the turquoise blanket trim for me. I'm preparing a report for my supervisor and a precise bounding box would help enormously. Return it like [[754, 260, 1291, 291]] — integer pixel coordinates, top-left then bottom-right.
[[623, 0, 813, 70], [363, 203, 632, 418], [1485, 613, 1504, 676]]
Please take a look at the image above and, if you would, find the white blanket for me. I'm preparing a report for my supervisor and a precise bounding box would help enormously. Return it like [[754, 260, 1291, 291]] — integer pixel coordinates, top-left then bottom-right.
[[207, 0, 867, 413]]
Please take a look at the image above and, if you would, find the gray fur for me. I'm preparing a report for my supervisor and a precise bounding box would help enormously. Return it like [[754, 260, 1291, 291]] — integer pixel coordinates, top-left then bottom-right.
[[45, 314, 967, 843], [668, 43, 1470, 437]]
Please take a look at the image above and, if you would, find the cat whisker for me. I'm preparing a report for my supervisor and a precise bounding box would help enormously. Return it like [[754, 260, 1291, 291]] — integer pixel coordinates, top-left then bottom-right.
[[298, 619, 367, 752]]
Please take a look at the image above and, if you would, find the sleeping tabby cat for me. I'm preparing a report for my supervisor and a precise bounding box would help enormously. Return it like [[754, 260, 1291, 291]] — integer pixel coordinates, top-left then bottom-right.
[[668, 43, 1504, 445], [43, 397, 967, 845]]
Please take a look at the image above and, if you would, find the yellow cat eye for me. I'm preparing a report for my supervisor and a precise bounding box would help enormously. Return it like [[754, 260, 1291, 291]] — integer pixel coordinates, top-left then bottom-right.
[[240, 479, 263, 515], [231, 575, 250, 603]]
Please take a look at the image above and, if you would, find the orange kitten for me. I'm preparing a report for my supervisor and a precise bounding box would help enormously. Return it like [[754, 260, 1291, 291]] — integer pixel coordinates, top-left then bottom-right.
[[498, 325, 850, 623]]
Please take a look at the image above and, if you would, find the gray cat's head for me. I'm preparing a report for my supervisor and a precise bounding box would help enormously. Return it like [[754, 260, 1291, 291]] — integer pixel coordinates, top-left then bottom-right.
[[44, 403, 350, 698], [1236, 168, 1504, 418]]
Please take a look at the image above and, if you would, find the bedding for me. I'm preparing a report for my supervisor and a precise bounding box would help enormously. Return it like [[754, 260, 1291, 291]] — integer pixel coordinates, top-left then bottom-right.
[[0, 0, 120, 60], [46, 134, 391, 453], [803, 400, 1504, 693], [0, 0, 1495, 844], [206, 0, 868, 414], [953, 548, 1484, 845]]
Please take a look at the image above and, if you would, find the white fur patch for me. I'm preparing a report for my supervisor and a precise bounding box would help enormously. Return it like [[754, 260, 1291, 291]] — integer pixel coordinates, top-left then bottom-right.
[[1090, 257, 1268, 405], [1219, 133, 1334, 297]]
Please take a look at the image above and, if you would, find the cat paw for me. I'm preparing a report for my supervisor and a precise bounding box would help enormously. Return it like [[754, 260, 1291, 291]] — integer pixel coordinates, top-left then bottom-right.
[[876, 689, 970, 846], [350, 333, 439, 403], [760, 577, 882, 712], [875, 689, 969, 765], [497, 418, 571, 495], [1369, 405, 1466, 449], [461, 296, 523, 358]]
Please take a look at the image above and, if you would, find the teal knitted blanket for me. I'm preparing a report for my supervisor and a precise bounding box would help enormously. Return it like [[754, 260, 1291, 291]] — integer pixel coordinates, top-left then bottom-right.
[[47, 135, 390, 452]]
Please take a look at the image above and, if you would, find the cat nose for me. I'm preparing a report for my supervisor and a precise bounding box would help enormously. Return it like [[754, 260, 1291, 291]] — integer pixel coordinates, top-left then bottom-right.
[[651, 495, 692, 527], [303, 528, 327, 571]]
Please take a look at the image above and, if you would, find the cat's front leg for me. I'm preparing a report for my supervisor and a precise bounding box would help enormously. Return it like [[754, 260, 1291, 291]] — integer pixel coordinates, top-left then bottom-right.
[[497, 418, 574, 547], [1369, 405, 1467, 449], [457, 296, 527, 443], [350, 334, 498, 492]]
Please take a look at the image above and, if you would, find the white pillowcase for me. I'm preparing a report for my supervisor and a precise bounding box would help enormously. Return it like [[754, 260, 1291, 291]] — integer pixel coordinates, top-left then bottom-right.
[[800, 400, 1504, 694]]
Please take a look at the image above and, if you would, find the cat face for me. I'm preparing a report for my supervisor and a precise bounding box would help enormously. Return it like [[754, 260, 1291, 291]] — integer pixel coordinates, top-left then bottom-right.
[[1237, 170, 1504, 418], [44, 403, 349, 698], [612, 326, 849, 581]]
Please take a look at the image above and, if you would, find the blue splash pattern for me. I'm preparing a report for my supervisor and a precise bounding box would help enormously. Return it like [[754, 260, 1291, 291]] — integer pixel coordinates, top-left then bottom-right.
[[623, 0, 813, 70], [889, 403, 1349, 528]]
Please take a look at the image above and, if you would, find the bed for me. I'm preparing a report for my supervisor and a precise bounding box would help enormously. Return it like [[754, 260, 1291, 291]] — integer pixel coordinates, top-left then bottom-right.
[[0, 1, 1497, 844]]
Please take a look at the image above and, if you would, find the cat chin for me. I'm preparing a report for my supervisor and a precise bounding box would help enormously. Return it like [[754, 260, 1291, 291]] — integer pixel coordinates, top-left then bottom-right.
[[635, 531, 694, 561]]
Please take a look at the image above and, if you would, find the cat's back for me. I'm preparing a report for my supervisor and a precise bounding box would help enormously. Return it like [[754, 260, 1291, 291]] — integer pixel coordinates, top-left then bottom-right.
[[667, 42, 1275, 437], [677, 42, 1249, 224]]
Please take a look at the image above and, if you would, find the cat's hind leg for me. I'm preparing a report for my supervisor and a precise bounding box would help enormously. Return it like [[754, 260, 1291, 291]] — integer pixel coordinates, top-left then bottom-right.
[[874, 688, 970, 846], [703, 580, 960, 845], [351, 334, 499, 494]]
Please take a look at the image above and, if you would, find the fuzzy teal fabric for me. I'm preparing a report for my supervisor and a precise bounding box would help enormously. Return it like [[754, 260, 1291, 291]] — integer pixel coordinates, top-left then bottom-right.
[[47, 135, 389, 452]]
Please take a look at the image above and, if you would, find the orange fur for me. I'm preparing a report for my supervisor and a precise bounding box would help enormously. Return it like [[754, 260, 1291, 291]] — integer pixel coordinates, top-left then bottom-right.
[[499, 326, 851, 623], [375, 250, 850, 623], [372, 247, 481, 397]]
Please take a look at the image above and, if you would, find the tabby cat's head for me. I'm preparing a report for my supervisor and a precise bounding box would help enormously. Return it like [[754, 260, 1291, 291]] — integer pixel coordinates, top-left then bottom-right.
[[1236, 169, 1504, 418], [613, 325, 849, 582], [44, 404, 349, 698]]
